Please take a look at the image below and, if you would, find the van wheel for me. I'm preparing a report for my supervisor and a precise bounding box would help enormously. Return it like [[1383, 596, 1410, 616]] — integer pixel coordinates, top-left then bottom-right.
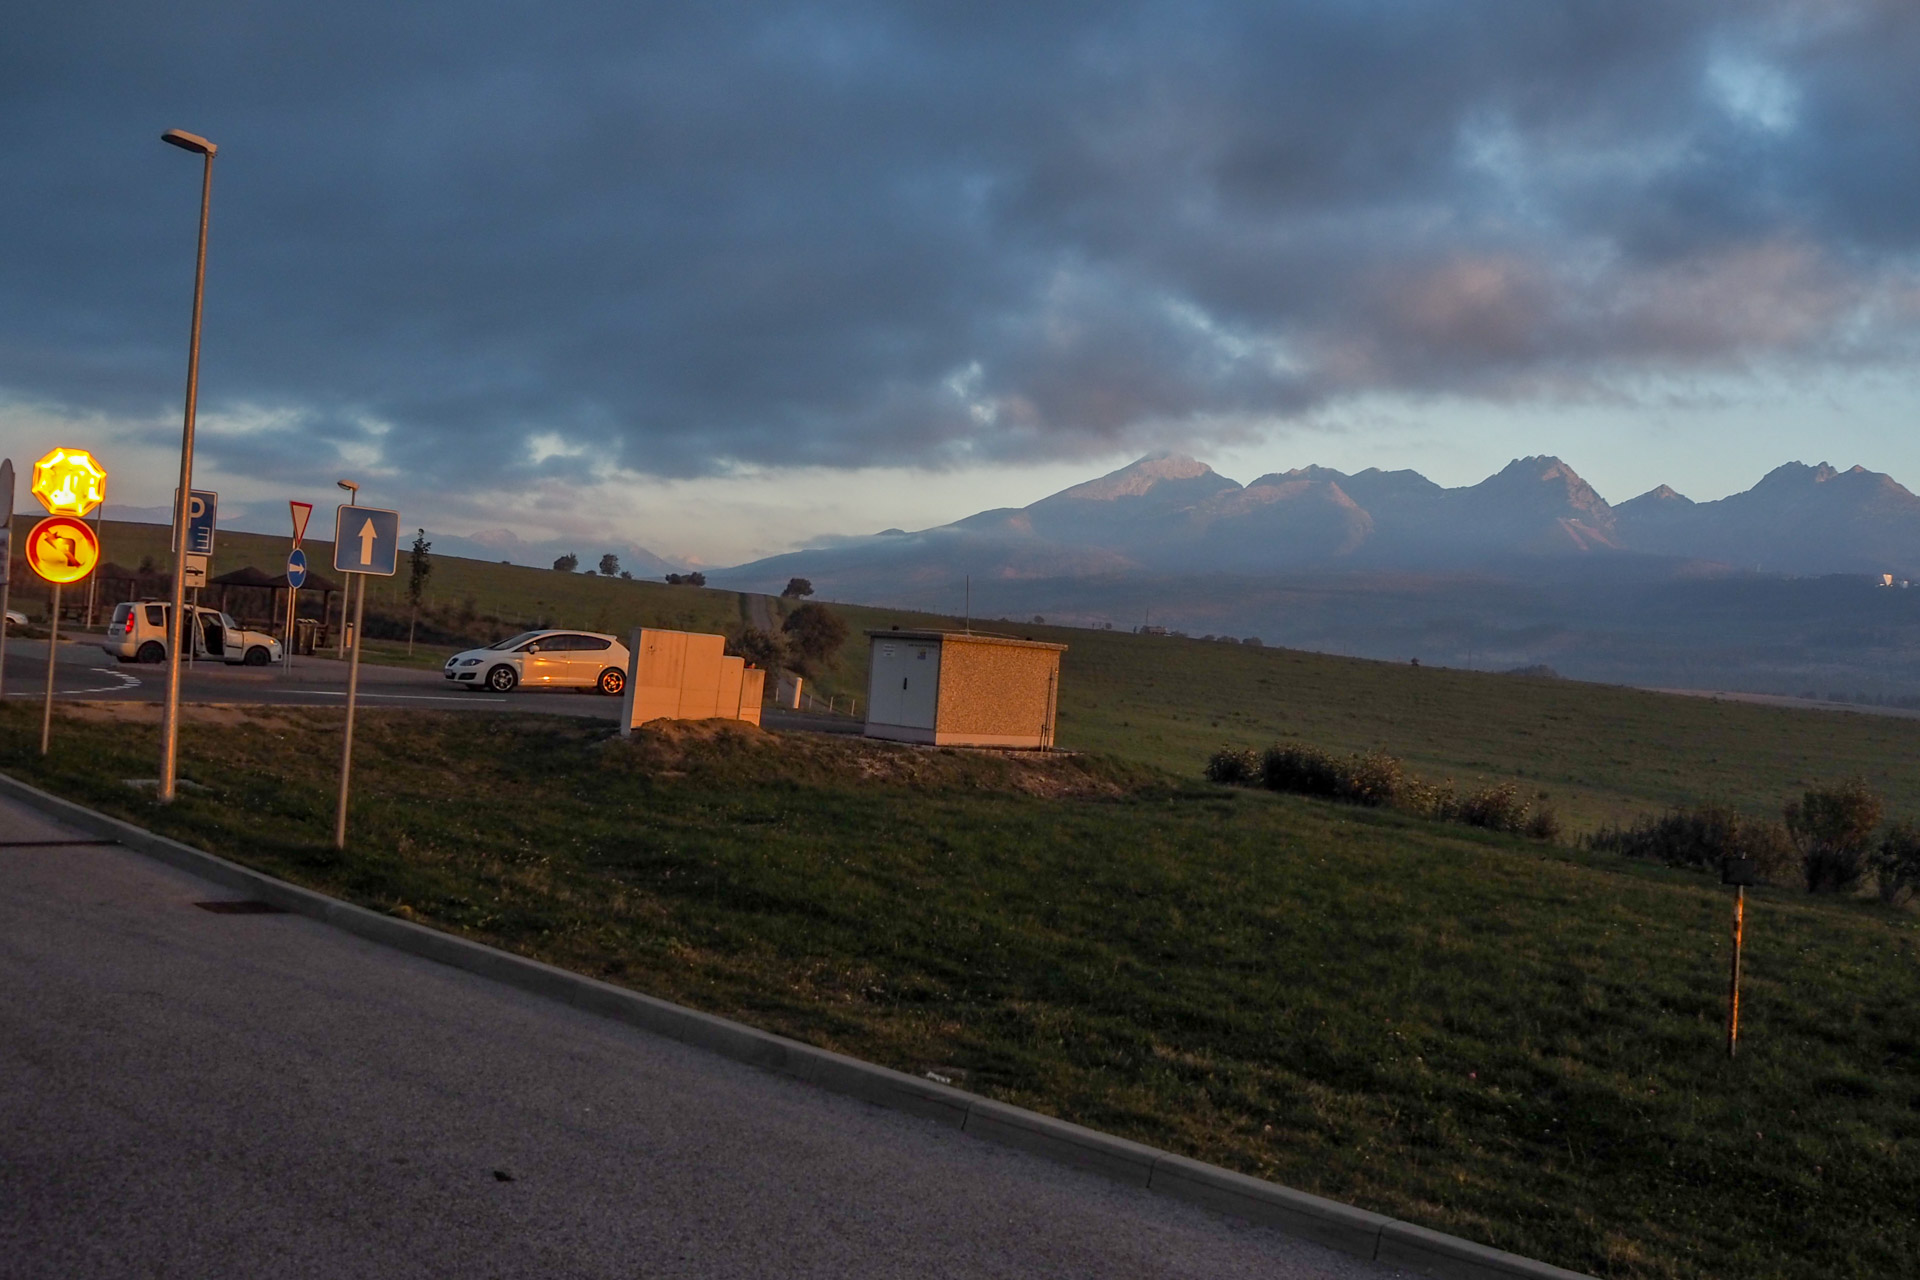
[[244, 646, 272, 666], [485, 664, 519, 693], [137, 641, 166, 664], [598, 667, 626, 696]]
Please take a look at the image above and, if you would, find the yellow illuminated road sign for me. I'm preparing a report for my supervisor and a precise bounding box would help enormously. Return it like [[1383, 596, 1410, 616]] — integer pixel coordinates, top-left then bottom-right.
[[30, 447, 107, 518], [26, 515, 101, 584]]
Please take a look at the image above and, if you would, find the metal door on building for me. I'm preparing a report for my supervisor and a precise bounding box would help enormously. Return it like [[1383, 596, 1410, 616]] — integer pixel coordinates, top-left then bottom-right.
[[869, 637, 941, 728]]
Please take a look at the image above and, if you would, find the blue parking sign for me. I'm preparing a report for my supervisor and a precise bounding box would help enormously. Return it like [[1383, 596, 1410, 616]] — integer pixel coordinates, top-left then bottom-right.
[[173, 488, 218, 555], [332, 505, 401, 576]]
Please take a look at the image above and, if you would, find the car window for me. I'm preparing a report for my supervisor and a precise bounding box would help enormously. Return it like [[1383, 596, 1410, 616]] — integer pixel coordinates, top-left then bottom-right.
[[490, 631, 543, 651], [516, 636, 550, 652], [575, 636, 611, 651], [144, 605, 166, 627], [111, 603, 132, 625], [221, 613, 239, 629]]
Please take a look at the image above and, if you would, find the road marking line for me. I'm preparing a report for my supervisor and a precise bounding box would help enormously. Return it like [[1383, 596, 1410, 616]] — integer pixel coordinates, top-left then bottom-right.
[[288, 691, 510, 703], [1, 667, 145, 698]]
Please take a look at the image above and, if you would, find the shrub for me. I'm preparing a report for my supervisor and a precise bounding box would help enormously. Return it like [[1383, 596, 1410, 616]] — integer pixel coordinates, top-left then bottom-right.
[[1524, 807, 1563, 843], [782, 603, 849, 674], [1871, 821, 1920, 906], [1786, 779, 1884, 893], [1215, 742, 1557, 841], [728, 627, 790, 680], [1343, 750, 1403, 807], [1587, 804, 1799, 884], [1204, 747, 1259, 784], [1256, 743, 1399, 807], [1398, 777, 1460, 822], [1458, 783, 1528, 834], [1260, 743, 1345, 800]]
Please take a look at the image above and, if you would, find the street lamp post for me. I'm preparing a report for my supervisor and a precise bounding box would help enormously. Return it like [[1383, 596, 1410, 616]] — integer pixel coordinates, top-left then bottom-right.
[[159, 128, 216, 805], [333, 479, 363, 849], [335, 479, 357, 658]]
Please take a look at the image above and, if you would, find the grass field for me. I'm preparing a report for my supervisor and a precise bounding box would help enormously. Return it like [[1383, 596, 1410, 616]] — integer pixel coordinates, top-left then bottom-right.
[[4, 701, 1916, 1280], [22, 520, 1920, 835], [818, 602, 1920, 835]]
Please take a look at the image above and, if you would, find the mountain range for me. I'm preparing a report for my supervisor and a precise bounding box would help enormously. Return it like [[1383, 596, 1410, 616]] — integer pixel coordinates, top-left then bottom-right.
[[716, 453, 1920, 591]]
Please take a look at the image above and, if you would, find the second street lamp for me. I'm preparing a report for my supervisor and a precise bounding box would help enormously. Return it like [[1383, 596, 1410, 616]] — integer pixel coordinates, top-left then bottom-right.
[[335, 479, 357, 658], [159, 128, 217, 804]]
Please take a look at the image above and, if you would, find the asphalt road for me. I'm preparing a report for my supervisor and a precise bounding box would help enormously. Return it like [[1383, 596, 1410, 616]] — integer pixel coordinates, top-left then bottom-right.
[[2, 637, 863, 737], [0, 636, 623, 719], [0, 793, 1407, 1279]]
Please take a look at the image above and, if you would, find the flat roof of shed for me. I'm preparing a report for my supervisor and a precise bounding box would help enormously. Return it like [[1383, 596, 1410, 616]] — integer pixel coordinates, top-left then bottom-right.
[[866, 629, 1067, 652]]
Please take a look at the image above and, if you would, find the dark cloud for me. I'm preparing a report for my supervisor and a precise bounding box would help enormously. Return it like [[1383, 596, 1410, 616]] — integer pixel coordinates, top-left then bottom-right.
[[3, 0, 1918, 492]]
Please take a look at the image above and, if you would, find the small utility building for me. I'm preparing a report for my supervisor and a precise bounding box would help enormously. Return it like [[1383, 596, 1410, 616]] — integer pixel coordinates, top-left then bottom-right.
[[863, 630, 1065, 750]]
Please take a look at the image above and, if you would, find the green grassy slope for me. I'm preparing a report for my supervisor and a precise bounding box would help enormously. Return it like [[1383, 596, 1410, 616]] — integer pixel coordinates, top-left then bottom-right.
[[3, 704, 1915, 1280], [818, 602, 1920, 833], [39, 520, 1920, 832]]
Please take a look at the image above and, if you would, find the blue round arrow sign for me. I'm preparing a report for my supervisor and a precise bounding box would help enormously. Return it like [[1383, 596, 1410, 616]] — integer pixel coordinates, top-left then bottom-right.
[[286, 547, 309, 589]]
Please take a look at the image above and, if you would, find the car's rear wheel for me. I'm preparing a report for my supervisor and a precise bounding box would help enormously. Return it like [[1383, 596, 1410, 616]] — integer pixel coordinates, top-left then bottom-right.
[[485, 664, 519, 692], [597, 667, 626, 696], [244, 646, 272, 666], [137, 641, 166, 664]]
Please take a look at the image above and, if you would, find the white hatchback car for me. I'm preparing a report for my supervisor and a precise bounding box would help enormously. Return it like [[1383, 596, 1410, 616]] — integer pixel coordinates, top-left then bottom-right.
[[102, 600, 284, 666], [445, 630, 631, 695]]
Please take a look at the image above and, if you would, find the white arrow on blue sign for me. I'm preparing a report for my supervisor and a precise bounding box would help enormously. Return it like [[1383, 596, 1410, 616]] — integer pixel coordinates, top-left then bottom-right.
[[332, 505, 401, 576], [286, 547, 309, 589]]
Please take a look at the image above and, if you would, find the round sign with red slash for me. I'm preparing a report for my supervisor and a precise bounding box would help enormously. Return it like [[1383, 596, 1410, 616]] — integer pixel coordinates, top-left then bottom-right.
[[26, 514, 101, 585]]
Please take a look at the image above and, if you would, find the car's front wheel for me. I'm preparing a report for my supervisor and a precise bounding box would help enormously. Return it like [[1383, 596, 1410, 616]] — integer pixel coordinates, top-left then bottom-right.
[[137, 641, 166, 664], [597, 667, 626, 696], [244, 646, 272, 666], [485, 664, 519, 693]]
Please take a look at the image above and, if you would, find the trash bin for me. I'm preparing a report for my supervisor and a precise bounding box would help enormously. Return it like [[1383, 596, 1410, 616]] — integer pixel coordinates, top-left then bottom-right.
[[293, 617, 320, 655]]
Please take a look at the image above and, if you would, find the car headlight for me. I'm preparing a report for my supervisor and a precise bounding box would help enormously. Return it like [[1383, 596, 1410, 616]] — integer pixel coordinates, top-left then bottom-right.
[[459, 657, 483, 666]]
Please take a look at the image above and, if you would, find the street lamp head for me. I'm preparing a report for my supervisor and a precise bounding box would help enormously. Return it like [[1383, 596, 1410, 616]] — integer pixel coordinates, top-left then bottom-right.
[[336, 479, 358, 494], [161, 129, 217, 157]]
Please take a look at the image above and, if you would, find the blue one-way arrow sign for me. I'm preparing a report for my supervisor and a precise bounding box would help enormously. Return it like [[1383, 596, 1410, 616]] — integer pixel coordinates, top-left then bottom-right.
[[286, 547, 309, 589], [332, 505, 400, 576]]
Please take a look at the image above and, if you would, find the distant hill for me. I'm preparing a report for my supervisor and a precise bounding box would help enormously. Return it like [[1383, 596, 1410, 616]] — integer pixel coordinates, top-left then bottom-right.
[[713, 451, 1920, 594]]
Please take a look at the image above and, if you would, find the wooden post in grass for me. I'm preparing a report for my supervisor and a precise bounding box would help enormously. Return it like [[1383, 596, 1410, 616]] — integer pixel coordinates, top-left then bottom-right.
[[1722, 856, 1755, 1057]]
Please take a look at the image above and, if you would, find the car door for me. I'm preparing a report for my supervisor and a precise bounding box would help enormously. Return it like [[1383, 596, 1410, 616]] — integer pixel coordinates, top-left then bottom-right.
[[568, 634, 614, 686], [520, 634, 571, 685], [196, 608, 226, 660]]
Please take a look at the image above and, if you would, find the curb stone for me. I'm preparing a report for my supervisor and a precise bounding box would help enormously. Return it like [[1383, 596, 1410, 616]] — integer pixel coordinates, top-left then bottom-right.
[[0, 769, 1595, 1280]]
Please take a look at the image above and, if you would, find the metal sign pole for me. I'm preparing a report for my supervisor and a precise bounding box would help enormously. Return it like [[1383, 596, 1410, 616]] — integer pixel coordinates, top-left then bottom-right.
[[0, 458, 14, 700], [40, 583, 60, 754], [1727, 885, 1745, 1058], [0, 535, 11, 701], [84, 502, 103, 628], [333, 572, 367, 849], [160, 136, 215, 805]]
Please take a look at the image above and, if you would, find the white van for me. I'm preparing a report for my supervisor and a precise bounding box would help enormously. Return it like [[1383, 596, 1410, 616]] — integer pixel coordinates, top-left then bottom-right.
[[103, 600, 283, 666]]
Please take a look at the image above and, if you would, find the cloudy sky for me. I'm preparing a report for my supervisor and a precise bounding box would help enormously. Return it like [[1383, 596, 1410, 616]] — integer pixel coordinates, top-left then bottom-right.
[[3, 1, 1919, 565]]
